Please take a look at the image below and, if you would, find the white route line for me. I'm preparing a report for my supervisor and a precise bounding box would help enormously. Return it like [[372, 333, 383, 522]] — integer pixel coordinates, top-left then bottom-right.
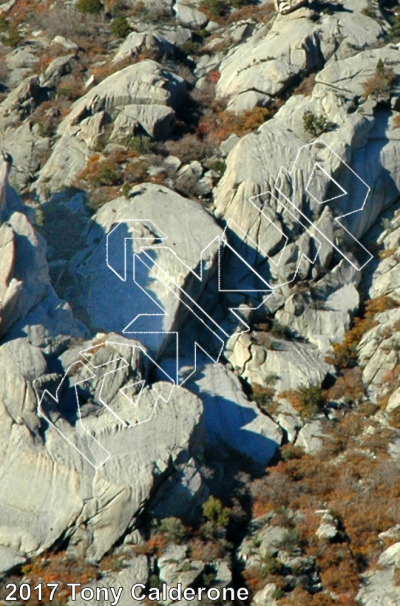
[[36, 139, 374, 468], [274, 139, 373, 270], [34, 341, 175, 469]]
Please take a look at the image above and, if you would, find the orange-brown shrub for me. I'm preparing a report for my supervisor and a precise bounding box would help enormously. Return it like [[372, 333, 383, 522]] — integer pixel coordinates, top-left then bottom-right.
[[363, 61, 396, 98], [393, 567, 400, 585], [242, 566, 268, 593], [319, 544, 360, 595], [91, 56, 151, 84], [208, 69, 220, 83], [247, 384, 400, 600], [56, 74, 85, 101], [10, 0, 51, 24], [244, 295, 400, 604], [379, 247, 397, 259], [283, 587, 349, 606], [21, 551, 98, 605], [325, 367, 366, 404], [197, 105, 278, 145], [327, 296, 398, 369], [77, 151, 128, 186], [389, 407, 400, 429], [188, 538, 226, 561], [132, 533, 168, 557], [227, 2, 274, 22]]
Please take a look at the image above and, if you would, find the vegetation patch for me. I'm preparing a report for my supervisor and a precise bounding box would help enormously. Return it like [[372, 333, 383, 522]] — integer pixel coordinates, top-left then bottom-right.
[[327, 295, 398, 370], [303, 110, 335, 137], [110, 15, 131, 38], [76, 0, 104, 14], [364, 59, 396, 98], [197, 104, 279, 145]]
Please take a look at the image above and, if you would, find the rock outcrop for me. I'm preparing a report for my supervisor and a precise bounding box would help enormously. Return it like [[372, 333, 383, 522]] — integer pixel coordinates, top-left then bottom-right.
[[35, 61, 185, 194], [66, 183, 223, 364], [0, 333, 205, 564], [1, 0, 400, 601], [188, 363, 283, 466]]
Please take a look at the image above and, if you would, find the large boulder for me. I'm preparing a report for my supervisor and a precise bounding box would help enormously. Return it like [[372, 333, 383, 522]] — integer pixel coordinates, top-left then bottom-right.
[[357, 205, 400, 401], [275, 260, 361, 353], [226, 331, 330, 392], [213, 45, 400, 327], [173, 1, 208, 28], [216, 11, 324, 112], [4, 287, 89, 357], [188, 362, 283, 466], [357, 542, 400, 606], [5, 48, 39, 88], [67, 184, 223, 369], [1, 121, 51, 190], [357, 307, 400, 402], [364, 205, 400, 303], [215, 2, 384, 112], [35, 61, 185, 193], [0, 334, 204, 566], [112, 28, 191, 64], [0, 211, 50, 338], [0, 151, 20, 221]]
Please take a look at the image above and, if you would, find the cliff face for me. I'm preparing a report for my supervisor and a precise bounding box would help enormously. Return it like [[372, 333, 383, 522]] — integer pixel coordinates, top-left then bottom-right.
[[1, 0, 400, 604]]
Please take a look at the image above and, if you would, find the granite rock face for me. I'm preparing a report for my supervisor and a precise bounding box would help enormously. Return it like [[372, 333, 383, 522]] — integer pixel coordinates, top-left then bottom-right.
[[35, 61, 185, 194], [215, 0, 384, 112], [188, 363, 283, 466], [357, 543, 400, 606], [2, 0, 400, 599], [0, 332, 205, 563], [0, 211, 50, 338], [67, 183, 223, 364]]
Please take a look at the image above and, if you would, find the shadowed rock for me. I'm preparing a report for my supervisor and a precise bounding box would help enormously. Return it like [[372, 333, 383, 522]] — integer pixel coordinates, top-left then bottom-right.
[[0, 151, 12, 223]]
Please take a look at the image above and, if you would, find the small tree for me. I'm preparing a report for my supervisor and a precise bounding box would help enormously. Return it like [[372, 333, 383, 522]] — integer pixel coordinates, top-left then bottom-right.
[[76, 0, 104, 14], [251, 375, 279, 412], [159, 517, 187, 544], [271, 321, 291, 339], [390, 12, 400, 42], [0, 15, 9, 32], [202, 496, 230, 529], [4, 26, 23, 47], [376, 58, 385, 75], [303, 110, 334, 137], [363, 60, 396, 98], [295, 383, 326, 419], [111, 16, 131, 38], [199, 0, 227, 17]]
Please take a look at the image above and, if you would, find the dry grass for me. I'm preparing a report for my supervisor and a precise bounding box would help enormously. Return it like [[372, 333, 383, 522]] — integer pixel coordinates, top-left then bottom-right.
[[248, 295, 400, 604], [293, 73, 316, 96], [326, 296, 398, 369], [363, 62, 396, 98], [378, 247, 397, 259], [197, 104, 279, 145], [227, 1, 274, 22], [20, 551, 98, 605]]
